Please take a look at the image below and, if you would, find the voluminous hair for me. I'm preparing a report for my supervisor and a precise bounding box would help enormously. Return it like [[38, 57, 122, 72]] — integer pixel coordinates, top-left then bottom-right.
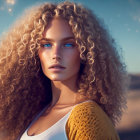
[[0, 1, 128, 139]]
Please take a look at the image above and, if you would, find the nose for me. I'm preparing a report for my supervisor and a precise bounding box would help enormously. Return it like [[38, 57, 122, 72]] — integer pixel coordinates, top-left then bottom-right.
[[52, 44, 61, 60]]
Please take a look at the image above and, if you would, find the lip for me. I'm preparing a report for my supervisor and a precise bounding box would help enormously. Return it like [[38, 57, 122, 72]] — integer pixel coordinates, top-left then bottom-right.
[[48, 64, 66, 72], [49, 64, 65, 69]]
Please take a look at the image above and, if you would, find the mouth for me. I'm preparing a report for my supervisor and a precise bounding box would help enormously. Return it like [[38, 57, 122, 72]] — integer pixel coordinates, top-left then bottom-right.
[[48, 64, 66, 70]]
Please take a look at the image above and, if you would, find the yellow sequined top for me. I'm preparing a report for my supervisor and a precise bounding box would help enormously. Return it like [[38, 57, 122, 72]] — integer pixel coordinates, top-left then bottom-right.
[[65, 101, 120, 140]]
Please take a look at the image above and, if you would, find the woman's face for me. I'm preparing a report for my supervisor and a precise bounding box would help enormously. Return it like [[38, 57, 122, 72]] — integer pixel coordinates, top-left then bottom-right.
[[38, 18, 81, 82]]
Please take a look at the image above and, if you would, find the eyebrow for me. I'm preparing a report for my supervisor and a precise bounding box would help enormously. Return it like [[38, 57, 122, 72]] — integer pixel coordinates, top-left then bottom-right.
[[41, 37, 75, 42]]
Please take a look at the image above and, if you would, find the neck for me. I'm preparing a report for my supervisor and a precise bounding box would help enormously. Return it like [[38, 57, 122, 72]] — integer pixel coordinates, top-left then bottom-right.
[[50, 78, 78, 106], [49, 75, 88, 107]]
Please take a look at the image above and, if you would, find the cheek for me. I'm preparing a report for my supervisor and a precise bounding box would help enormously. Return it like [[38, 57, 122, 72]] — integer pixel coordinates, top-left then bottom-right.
[[38, 48, 43, 59], [73, 50, 80, 63], [38, 49, 51, 78], [38, 49, 48, 63], [38, 50, 44, 65], [68, 51, 81, 69], [38, 49, 49, 70]]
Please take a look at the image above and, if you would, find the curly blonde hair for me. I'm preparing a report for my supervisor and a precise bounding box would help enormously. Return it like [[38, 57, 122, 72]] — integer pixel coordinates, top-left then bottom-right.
[[0, 1, 128, 139]]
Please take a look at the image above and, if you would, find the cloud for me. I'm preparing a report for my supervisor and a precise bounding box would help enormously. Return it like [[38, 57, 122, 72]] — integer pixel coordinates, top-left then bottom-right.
[[6, 0, 15, 5]]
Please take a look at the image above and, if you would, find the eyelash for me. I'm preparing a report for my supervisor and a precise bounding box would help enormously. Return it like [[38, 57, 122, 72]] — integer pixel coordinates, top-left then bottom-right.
[[41, 43, 75, 48], [43, 43, 52, 47]]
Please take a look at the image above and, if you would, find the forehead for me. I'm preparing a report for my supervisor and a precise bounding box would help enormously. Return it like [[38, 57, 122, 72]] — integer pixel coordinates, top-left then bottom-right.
[[43, 18, 74, 40]]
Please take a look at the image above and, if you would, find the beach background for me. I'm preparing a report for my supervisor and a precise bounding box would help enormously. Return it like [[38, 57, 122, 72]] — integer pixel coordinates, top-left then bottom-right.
[[0, 0, 140, 139], [117, 74, 140, 140]]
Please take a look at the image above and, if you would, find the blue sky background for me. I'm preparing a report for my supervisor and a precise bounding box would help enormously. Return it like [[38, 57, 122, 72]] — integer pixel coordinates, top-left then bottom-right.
[[0, 0, 140, 74]]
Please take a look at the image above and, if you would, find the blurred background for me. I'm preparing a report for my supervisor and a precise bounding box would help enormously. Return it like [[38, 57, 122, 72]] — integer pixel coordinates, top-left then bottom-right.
[[0, 0, 140, 139]]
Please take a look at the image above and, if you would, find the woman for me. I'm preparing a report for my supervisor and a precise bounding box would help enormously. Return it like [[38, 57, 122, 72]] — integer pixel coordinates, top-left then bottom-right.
[[0, 1, 128, 140]]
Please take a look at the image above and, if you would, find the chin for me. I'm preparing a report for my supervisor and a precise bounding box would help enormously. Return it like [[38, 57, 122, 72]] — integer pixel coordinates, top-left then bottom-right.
[[46, 73, 78, 82], [49, 75, 66, 81]]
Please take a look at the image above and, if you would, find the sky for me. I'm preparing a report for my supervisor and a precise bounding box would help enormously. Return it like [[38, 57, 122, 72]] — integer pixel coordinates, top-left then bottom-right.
[[0, 0, 140, 74]]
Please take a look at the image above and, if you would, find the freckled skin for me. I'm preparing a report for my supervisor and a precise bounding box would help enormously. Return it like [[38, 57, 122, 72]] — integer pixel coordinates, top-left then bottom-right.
[[38, 18, 81, 82]]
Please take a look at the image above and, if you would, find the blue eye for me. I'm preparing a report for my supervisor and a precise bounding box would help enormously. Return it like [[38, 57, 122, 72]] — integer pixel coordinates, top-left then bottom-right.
[[64, 43, 74, 47], [43, 43, 52, 47]]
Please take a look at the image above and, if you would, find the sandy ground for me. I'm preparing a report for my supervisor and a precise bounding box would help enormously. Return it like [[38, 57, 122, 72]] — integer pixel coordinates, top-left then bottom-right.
[[116, 89, 140, 140], [117, 90, 140, 130]]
